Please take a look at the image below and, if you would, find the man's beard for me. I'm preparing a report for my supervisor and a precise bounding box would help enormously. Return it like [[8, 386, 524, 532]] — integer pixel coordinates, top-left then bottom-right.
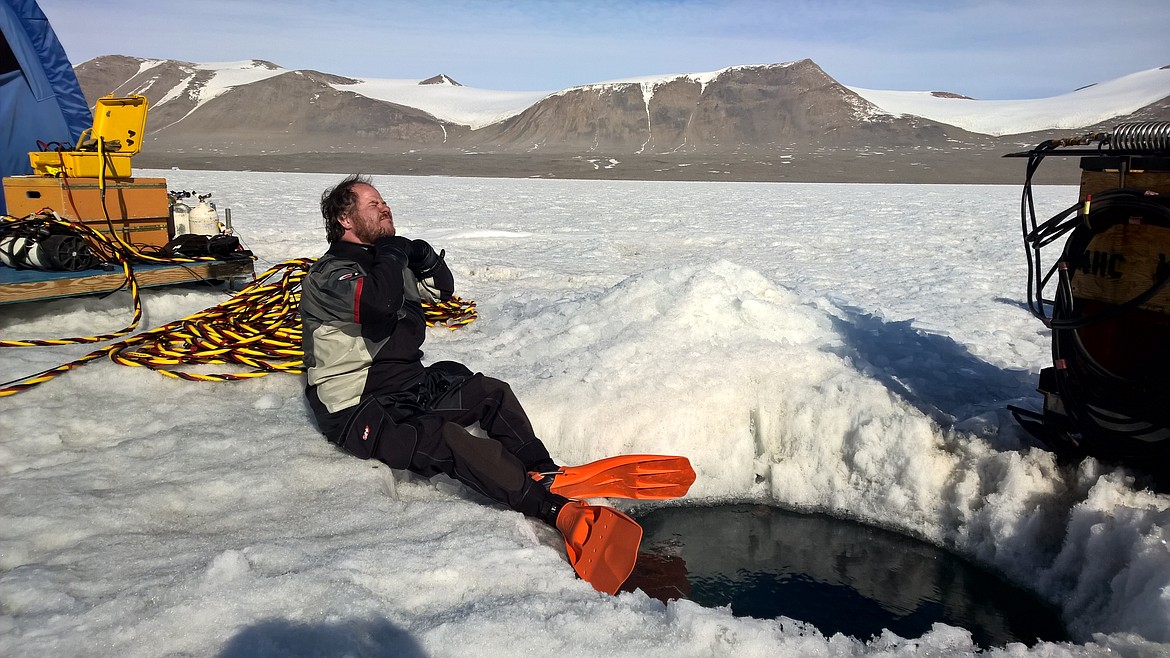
[[352, 214, 394, 244]]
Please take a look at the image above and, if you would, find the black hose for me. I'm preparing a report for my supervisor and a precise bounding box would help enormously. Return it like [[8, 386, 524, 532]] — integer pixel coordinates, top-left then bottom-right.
[[1047, 189, 1170, 449]]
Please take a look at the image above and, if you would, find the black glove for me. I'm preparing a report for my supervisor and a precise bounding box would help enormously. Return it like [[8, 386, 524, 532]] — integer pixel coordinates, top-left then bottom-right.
[[405, 239, 438, 270], [373, 235, 412, 260], [408, 240, 454, 302]]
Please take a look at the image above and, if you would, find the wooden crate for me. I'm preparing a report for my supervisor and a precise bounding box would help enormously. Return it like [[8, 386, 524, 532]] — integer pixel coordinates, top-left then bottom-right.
[[1069, 222, 1170, 314], [1072, 157, 1170, 312], [3, 175, 172, 249], [1070, 157, 1170, 375], [1079, 157, 1170, 199], [4, 175, 169, 219]]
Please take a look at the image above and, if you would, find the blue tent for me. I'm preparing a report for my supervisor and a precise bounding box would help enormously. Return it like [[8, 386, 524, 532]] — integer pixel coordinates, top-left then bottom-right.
[[0, 0, 90, 214]]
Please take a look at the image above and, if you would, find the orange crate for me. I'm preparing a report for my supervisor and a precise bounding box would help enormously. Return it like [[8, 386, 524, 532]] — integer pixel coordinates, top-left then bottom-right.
[[3, 175, 173, 249]]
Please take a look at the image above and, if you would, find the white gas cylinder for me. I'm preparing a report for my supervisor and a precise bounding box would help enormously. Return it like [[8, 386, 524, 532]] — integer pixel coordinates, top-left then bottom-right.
[[171, 200, 191, 236], [189, 200, 220, 235]]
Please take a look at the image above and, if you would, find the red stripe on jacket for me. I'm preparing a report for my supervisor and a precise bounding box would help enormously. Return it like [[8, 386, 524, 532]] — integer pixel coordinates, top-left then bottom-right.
[[353, 276, 364, 323]]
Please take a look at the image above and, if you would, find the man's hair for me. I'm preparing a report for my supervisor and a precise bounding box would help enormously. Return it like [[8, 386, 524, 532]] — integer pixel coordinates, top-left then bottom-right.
[[320, 173, 374, 243]]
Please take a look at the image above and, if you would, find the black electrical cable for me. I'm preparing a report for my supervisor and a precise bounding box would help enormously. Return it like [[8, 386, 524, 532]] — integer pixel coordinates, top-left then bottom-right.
[[1019, 143, 1078, 324]]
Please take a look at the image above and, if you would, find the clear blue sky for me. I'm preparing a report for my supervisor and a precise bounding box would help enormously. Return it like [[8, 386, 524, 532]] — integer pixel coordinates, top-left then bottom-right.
[[36, 0, 1170, 100]]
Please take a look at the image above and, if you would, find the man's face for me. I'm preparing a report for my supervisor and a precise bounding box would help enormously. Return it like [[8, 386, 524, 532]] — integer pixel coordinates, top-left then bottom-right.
[[343, 183, 395, 244]]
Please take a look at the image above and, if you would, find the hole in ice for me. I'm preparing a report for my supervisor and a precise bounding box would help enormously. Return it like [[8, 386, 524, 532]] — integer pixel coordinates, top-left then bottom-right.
[[621, 504, 1067, 649]]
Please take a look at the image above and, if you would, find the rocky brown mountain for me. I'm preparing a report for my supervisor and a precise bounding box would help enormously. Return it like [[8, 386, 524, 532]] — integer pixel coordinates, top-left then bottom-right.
[[70, 55, 1163, 183], [472, 60, 967, 154], [74, 57, 463, 156]]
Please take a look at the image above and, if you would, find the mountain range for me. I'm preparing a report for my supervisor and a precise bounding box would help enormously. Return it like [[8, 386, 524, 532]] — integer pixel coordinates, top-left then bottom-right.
[[74, 56, 1170, 184]]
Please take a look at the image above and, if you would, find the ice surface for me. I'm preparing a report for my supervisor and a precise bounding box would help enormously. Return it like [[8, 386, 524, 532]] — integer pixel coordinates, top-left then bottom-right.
[[2, 172, 1169, 656]]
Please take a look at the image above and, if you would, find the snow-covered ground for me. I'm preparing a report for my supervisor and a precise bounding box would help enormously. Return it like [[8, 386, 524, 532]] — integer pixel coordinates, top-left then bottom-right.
[[3, 171, 1169, 657]]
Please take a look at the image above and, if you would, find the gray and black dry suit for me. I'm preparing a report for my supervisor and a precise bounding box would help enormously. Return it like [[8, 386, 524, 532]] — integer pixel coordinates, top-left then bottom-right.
[[300, 237, 567, 524]]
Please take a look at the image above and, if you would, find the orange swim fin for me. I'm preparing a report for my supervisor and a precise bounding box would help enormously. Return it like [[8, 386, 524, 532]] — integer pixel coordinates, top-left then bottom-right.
[[556, 501, 643, 595], [541, 454, 697, 500]]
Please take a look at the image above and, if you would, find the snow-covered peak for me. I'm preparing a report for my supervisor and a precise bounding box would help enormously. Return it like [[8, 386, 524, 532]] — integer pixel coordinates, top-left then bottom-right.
[[145, 59, 292, 128], [195, 61, 287, 95], [565, 61, 801, 95], [419, 74, 462, 86]]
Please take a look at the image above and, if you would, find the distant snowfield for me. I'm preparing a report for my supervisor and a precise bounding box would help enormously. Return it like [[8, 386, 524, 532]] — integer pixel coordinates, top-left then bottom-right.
[[850, 66, 1170, 136], [3, 172, 1170, 657], [145, 59, 1170, 136], [332, 78, 551, 130]]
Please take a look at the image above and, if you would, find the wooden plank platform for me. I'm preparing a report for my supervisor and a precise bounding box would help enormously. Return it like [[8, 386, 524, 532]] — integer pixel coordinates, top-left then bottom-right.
[[0, 259, 255, 305]]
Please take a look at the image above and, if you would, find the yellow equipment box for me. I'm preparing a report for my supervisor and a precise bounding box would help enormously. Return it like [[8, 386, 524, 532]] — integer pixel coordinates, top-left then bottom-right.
[[3, 175, 172, 249], [29, 95, 149, 179]]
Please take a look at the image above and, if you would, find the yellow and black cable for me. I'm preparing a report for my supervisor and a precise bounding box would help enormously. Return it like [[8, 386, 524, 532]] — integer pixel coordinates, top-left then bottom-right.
[[0, 239, 478, 396]]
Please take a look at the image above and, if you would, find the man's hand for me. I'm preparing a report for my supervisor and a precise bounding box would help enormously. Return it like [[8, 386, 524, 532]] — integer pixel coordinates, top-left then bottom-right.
[[408, 239, 454, 302], [407, 239, 439, 270], [373, 236, 412, 260]]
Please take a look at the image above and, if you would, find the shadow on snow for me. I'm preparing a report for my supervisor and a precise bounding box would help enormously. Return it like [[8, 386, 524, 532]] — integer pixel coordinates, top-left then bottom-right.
[[826, 302, 1038, 441], [218, 617, 426, 658]]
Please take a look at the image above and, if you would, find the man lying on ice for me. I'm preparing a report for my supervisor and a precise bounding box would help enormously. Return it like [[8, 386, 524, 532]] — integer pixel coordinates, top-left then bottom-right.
[[299, 174, 694, 594]]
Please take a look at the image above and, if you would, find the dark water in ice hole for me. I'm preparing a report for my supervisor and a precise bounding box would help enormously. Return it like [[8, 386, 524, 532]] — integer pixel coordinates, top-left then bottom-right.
[[619, 504, 1068, 648]]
